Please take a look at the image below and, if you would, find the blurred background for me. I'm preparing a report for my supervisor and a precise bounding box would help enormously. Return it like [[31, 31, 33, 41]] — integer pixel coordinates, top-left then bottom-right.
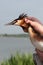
[[0, 0, 43, 62], [0, 0, 43, 34]]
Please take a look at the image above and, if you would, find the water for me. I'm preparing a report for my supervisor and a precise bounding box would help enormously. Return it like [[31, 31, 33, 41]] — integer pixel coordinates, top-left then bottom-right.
[[0, 37, 35, 61]]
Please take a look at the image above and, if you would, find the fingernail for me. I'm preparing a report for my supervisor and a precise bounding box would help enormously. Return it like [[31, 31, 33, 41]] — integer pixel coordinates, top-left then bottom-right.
[[25, 18, 29, 23], [25, 18, 28, 21]]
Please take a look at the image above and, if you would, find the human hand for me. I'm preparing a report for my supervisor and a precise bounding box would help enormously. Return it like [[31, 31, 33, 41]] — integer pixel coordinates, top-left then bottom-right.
[[24, 17, 43, 41], [24, 17, 43, 61], [25, 17, 43, 36]]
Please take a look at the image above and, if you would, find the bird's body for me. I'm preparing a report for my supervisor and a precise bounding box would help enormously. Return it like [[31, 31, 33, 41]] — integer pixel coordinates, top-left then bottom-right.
[[6, 13, 43, 51]]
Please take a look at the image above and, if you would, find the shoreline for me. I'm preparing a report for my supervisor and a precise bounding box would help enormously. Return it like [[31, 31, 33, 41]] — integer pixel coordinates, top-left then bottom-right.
[[0, 34, 29, 37]]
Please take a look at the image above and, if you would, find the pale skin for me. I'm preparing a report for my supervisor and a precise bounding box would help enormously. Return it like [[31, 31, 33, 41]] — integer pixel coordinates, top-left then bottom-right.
[[24, 17, 43, 61]]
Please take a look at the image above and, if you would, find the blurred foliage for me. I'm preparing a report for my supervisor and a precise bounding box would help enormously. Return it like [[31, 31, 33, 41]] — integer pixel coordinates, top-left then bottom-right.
[[0, 34, 29, 37], [1, 53, 35, 65]]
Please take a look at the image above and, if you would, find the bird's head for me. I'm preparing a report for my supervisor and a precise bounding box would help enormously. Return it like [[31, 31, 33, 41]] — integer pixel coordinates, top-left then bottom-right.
[[6, 13, 30, 32]]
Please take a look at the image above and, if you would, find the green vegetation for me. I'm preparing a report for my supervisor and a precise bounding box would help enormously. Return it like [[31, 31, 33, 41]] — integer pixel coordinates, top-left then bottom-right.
[[0, 34, 29, 37], [1, 53, 35, 65]]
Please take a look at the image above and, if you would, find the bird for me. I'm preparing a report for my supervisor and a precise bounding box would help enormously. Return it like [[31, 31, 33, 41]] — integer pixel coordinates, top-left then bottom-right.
[[6, 13, 43, 51]]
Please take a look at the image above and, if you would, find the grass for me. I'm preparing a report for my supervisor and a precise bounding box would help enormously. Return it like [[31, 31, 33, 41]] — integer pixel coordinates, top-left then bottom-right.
[[1, 53, 35, 65]]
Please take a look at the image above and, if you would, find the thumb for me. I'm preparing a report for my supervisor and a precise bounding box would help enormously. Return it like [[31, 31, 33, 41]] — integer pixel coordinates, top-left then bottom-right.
[[25, 18, 35, 27], [28, 27, 34, 38]]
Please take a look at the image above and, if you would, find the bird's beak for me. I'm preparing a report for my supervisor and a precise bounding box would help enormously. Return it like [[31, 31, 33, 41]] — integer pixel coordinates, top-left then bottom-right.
[[5, 21, 16, 25], [5, 20, 22, 26]]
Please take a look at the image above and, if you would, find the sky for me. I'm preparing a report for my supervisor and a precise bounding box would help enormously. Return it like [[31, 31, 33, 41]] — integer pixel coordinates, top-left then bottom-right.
[[0, 0, 43, 34]]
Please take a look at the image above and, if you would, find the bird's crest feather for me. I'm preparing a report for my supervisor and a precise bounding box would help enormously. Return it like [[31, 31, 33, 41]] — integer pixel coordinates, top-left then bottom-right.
[[18, 13, 28, 19]]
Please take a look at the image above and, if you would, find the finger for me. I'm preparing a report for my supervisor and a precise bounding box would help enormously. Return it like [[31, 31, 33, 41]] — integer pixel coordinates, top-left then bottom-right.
[[25, 18, 32, 24], [28, 26, 39, 40], [26, 16, 40, 22], [28, 27, 35, 38], [25, 18, 35, 27], [25, 17, 41, 25]]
